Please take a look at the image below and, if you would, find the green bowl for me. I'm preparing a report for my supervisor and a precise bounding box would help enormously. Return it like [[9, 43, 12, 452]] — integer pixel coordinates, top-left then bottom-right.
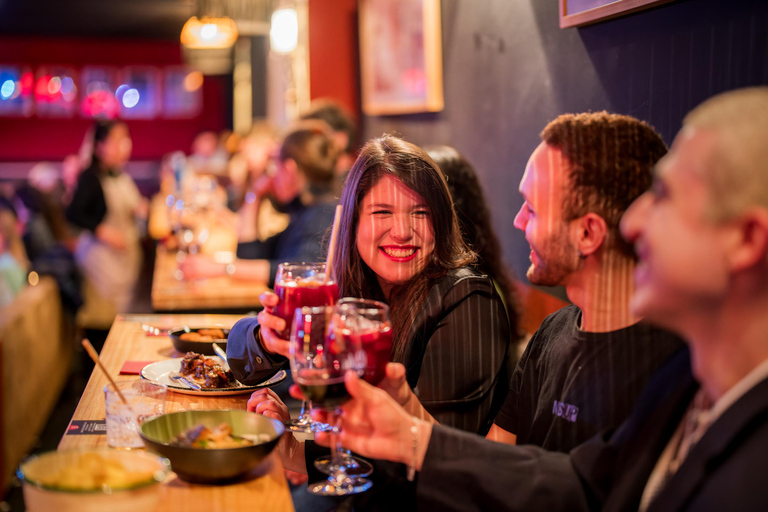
[[139, 410, 284, 484]]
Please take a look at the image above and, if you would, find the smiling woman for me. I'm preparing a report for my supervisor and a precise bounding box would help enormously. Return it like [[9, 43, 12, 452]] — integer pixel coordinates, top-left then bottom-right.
[[230, 134, 512, 436]]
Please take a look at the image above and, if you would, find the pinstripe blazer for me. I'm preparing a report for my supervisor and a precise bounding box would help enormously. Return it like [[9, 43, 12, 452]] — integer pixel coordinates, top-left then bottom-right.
[[227, 266, 510, 435], [402, 266, 511, 435]]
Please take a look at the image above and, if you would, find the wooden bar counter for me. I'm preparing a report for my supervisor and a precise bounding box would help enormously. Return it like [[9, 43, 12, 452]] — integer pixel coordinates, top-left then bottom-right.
[[152, 247, 268, 312], [59, 314, 294, 512]]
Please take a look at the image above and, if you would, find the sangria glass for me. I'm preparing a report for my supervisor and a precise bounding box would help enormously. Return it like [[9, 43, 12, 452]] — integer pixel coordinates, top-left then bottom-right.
[[313, 298, 392, 478], [275, 262, 339, 432], [290, 306, 372, 496]]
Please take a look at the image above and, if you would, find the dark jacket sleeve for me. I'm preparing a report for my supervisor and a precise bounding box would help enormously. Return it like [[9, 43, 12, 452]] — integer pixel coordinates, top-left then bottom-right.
[[416, 424, 591, 512], [226, 316, 288, 385], [65, 168, 107, 232], [236, 236, 282, 287]]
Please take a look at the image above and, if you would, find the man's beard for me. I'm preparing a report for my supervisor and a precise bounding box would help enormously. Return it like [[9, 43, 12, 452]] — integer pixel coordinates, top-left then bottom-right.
[[526, 229, 579, 287]]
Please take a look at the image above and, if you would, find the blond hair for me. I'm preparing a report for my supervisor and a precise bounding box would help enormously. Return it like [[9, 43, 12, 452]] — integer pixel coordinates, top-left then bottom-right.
[[683, 87, 768, 220]]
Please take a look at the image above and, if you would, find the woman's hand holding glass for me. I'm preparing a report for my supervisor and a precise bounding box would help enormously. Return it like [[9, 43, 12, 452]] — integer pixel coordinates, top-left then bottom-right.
[[247, 388, 308, 475], [256, 290, 291, 358]]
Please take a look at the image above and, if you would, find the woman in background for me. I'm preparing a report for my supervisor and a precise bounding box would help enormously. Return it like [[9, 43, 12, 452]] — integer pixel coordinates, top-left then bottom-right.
[[426, 145, 522, 342], [66, 120, 145, 314]]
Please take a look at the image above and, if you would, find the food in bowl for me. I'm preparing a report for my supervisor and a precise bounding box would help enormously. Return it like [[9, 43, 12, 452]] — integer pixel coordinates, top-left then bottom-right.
[[32, 452, 156, 490], [179, 328, 226, 341], [179, 352, 234, 388], [140, 410, 284, 483], [19, 449, 169, 512], [169, 327, 229, 356], [170, 422, 271, 448]]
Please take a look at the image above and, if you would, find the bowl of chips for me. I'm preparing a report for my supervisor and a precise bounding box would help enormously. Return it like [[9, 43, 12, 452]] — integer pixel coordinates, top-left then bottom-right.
[[18, 449, 169, 512]]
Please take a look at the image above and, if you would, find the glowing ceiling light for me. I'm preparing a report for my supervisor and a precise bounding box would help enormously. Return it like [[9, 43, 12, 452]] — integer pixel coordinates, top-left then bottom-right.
[[180, 16, 238, 49], [0, 79, 15, 99], [270, 8, 298, 54], [200, 23, 218, 40]]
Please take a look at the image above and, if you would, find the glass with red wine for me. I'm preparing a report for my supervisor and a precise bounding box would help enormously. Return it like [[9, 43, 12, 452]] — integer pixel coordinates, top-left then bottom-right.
[[312, 298, 393, 484], [274, 262, 339, 338], [290, 305, 373, 495], [275, 262, 339, 433]]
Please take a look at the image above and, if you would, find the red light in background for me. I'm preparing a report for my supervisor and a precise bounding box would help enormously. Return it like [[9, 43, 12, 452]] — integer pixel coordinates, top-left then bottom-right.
[[20, 72, 34, 96]]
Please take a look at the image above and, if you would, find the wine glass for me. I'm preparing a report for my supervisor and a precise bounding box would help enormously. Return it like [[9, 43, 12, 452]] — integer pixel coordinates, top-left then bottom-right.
[[276, 262, 339, 432], [290, 306, 373, 496], [313, 298, 392, 479]]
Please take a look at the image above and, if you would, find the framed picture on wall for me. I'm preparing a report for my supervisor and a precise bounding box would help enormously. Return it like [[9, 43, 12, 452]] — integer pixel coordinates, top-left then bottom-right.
[[359, 0, 444, 116], [560, 0, 675, 28]]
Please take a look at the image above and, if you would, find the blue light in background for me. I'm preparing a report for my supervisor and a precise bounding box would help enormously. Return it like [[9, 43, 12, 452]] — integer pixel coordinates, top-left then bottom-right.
[[0, 79, 14, 99], [122, 88, 140, 108]]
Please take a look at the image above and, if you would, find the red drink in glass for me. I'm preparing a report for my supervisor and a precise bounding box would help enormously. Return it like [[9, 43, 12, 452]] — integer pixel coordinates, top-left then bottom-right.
[[274, 272, 339, 338]]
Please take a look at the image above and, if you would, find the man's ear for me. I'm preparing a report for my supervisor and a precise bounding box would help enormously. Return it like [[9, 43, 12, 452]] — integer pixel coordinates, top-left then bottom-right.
[[576, 213, 608, 257], [728, 208, 768, 272]]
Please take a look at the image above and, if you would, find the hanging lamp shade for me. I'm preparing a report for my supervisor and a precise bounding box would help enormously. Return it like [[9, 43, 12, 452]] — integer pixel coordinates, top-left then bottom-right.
[[180, 16, 239, 49]]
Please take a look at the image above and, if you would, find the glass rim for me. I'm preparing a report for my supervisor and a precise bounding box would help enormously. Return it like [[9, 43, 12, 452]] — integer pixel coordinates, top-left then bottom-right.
[[103, 379, 168, 394], [277, 261, 328, 270], [336, 297, 390, 315]]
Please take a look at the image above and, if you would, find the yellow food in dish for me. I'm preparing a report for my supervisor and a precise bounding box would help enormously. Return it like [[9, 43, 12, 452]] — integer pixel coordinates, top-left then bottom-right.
[[38, 453, 156, 491]]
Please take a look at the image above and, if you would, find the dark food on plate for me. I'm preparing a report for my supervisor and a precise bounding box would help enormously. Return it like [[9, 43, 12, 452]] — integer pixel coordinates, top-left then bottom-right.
[[170, 423, 259, 449], [178, 328, 226, 342], [179, 352, 234, 388]]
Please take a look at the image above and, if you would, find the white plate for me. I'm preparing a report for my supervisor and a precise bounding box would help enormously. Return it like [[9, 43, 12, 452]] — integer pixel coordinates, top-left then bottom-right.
[[140, 358, 286, 396]]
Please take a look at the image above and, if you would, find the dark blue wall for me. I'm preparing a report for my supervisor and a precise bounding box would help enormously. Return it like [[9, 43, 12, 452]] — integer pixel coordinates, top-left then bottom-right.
[[362, 0, 768, 287]]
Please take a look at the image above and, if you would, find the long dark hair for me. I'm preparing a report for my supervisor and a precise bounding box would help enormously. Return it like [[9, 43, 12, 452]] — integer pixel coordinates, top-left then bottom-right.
[[426, 145, 521, 339], [333, 135, 474, 362]]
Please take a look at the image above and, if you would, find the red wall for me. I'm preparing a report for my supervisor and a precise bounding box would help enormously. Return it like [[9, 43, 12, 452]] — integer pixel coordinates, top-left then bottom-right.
[[0, 37, 227, 162], [307, 0, 359, 118]]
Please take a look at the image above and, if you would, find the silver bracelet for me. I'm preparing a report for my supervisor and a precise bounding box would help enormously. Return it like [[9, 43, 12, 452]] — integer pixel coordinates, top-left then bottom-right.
[[407, 418, 418, 481]]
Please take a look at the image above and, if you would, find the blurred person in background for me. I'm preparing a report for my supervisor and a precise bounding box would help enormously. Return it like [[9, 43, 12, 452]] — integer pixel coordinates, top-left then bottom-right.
[[301, 99, 358, 179], [187, 130, 229, 176], [0, 197, 28, 307], [14, 162, 69, 260], [62, 153, 84, 206], [426, 145, 522, 344], [66, 120, 147, 315], [180, 120, 340, 287], [224, 121, 289, 241]]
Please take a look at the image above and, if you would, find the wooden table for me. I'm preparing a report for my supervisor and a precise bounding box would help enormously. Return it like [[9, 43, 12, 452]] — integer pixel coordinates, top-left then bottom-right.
[[60, 314, 294, 512], [152, 247, 268, 311]]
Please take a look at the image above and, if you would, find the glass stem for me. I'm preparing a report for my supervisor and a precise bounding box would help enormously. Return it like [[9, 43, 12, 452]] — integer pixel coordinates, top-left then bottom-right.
[[298, 400, 309, 421], [330, 408, 345, 472]]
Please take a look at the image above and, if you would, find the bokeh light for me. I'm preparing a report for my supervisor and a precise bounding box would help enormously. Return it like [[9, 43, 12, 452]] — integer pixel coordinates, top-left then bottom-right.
[[47, 76, 62, 95], [183, 71, 204, 92], [200, 23, 218, 41], [271, 9, 298, 53], [122, 88, 140, 108], [60, 76, 74, 95], [0, 79, 14, 99]]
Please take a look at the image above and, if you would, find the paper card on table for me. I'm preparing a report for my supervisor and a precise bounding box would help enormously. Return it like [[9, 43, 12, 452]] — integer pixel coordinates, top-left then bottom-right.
[[66, 420, 106, 435], [120, 361, 155, 375]]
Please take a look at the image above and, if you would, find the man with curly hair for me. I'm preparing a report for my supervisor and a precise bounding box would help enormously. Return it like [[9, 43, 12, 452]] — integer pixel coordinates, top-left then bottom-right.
[[487, 112, 684, 452]]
